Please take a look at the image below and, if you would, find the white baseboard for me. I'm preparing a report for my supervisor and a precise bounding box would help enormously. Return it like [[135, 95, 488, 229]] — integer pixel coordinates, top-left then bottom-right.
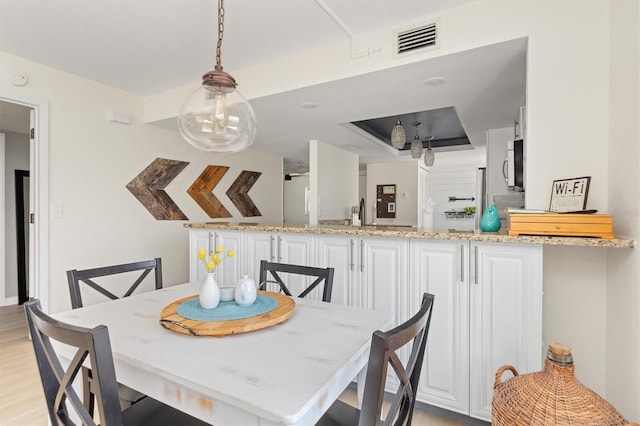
[[3, 296, 18, 306]]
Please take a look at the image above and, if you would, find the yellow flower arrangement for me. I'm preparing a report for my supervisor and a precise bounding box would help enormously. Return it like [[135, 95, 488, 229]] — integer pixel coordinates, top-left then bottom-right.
[[198, 246, 235, 273]]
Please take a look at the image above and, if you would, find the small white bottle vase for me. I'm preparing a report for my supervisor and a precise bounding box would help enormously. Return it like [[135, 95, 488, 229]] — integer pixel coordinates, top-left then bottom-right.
[[234, 275, 257, 306], [199, 273, 220, 309]]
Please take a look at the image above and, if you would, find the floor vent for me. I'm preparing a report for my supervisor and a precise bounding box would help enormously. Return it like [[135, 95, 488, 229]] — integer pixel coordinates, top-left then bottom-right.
[[394, 20, 439, 58]]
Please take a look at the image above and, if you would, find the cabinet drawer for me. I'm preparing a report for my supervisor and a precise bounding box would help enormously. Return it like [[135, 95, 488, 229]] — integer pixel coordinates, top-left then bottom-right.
[[508, 214, 614, 238]]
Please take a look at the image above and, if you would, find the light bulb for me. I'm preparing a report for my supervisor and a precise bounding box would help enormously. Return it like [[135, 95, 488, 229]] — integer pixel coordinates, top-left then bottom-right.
[[213, 90, 228, 131], [178, 83, 257, 153]]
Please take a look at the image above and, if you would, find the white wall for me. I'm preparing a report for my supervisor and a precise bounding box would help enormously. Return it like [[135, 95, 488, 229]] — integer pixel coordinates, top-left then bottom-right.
[[3, 131, 29, 301], [542, 246, 608, 393], [366, 162, 418, 226], [606, 0, 640, 419], [283, 174, 309, 225], [429, 165, 480, 231], [310, 140, 358, 224], [0, 51, 284, 314]]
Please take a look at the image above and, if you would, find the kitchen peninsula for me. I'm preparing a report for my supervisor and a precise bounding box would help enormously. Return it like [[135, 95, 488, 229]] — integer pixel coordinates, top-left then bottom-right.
[[185, 222, 634, 248], [185, 223, 633, 422]]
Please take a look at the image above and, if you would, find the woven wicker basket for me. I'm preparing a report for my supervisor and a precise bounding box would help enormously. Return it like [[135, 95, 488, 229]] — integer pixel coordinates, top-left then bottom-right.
[[492, 342, 637, 425]]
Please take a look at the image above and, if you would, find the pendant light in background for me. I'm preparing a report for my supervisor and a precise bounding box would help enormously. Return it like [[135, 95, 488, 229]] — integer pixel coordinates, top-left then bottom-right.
[[391, 120, 406, 149], [177, 0, 257, 153], [410, 122, 423, 159], [424, 136, 435, 166]]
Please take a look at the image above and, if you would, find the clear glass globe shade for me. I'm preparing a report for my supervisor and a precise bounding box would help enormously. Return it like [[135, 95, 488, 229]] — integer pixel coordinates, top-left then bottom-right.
[[424, 147, 435, 166], [177, 84, 257, 153], [410, 136, 423, 159]]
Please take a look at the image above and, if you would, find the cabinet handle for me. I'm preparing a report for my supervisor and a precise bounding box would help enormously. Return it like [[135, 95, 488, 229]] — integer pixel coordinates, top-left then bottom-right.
[[350, 239, 355, 271], [360, 240, 364, 272], [278, 236, 283, 262], [460, 244, 465, 282], [209, 232, 215, 256], [474, 245, 479, 285], [270, 235, 275, 261]]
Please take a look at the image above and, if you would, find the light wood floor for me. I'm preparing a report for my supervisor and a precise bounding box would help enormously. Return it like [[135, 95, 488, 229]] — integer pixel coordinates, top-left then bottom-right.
[[0, 304, 48, 426], [0, 304, 465, 426]]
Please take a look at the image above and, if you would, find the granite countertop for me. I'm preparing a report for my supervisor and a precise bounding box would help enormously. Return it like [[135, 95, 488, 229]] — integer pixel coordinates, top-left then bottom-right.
[[184, 223, 635, 249]]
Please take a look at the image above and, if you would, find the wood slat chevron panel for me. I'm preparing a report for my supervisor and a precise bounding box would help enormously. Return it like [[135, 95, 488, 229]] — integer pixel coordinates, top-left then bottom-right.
[[126, 158, 189, 220], [227, 170, 262, 217], [187, 165, 232, 218]]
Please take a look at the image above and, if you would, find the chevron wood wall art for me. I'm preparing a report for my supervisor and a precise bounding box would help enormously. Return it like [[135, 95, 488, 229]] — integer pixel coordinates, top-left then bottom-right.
[[187, 165, 232, 218], [227, 170, 262, 217], [126, 158, 189, 220]]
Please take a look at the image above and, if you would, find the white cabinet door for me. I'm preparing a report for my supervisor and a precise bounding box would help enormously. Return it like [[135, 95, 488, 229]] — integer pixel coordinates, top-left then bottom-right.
[[359, 237, 409, 322], [189, 230, 212, 283], [210, 230, 245, 287], [189, 229, 245, 285], [316, 235, 357, 306], [246, 231, 319, 298], [277, 233, 316, 266], [469, 242, 542, 421], [275, 233, 319, 299], [411, 240, 469, 415], [245, 231, 276, 281], [360, 237, 409, 391]]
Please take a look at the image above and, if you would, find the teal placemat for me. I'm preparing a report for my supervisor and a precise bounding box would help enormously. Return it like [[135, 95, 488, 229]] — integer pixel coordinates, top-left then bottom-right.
[[177, 294, 278, 322]]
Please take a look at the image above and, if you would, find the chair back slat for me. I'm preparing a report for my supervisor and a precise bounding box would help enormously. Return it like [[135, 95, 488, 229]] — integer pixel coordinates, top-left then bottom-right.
[[24, 300, 125, 426], [67, 258, 162, 309], [359, 293, 435, 426], [258, 260, 335, 302]]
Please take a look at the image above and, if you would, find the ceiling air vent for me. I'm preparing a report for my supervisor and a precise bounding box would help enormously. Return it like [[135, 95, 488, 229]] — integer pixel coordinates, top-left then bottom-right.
[[394, 20, 439, 58]]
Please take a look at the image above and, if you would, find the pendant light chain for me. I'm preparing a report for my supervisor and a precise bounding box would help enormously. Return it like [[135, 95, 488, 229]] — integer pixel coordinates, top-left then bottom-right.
[[177, 0, 257, 153], [216, 0, 225, 67]]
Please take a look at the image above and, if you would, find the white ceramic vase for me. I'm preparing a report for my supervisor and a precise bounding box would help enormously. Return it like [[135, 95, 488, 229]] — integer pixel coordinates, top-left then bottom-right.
[[199, 273, 220, 309]]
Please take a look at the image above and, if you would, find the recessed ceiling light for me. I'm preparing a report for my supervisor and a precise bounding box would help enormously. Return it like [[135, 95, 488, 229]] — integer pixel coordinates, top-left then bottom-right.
[[301, 102, 319, 109], [423, 77, 446, 87]]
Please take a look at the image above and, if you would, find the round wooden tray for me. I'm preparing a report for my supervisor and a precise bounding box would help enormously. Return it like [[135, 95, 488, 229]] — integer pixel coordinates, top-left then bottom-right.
[[159, 291, 295, 337]]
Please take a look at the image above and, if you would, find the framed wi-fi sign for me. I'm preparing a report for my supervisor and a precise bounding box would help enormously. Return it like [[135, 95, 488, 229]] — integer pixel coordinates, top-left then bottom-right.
[[549, 176, 591, 212]]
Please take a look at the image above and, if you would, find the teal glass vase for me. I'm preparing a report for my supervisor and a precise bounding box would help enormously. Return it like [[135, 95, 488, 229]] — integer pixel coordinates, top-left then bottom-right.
[[479, 202, 501, 232]]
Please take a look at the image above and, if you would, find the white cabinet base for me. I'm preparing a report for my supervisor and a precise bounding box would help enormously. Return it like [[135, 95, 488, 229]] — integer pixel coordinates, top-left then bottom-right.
[[469, 242, 543, 421]]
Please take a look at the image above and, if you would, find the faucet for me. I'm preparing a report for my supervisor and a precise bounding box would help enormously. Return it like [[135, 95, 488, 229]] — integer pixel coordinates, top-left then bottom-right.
[[358, 198, 365, 226]]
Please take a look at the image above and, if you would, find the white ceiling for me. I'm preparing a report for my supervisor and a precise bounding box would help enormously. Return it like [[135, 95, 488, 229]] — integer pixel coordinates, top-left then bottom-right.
[[0, 0, 527, 171]]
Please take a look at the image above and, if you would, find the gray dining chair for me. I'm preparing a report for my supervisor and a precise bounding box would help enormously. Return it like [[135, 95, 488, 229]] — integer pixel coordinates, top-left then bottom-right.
[[258, 260, 335, 302], [66, 258, 162, 412], [317, 292, 435, 426], [67, 258, 162, 309], [24, 299, 208, 426]]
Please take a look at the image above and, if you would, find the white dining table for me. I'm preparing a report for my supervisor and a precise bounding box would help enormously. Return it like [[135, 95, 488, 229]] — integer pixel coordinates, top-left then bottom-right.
[[52, 282, 394, 426]]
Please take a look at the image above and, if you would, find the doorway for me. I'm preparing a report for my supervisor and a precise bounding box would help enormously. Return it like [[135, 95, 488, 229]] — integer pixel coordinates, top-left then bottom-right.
[[0, 95, 49, 311], [15, 170, 29, 304]]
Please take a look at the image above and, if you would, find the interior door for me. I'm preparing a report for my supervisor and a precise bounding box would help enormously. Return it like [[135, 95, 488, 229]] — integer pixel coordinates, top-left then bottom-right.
[[0, 133, 4, 305], [28, 110, 35, 301]]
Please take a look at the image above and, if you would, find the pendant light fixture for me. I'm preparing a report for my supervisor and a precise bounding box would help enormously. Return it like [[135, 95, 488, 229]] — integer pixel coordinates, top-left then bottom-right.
[[424, 136, 435, 166], [177, 0, 257, 153], [391, 119, 406, 150], [410, 122, 423, 159]]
